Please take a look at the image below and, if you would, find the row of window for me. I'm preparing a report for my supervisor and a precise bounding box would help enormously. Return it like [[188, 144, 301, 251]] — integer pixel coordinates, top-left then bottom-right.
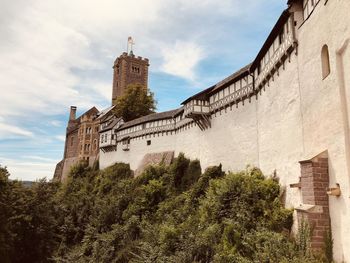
[[117, 119, 174, 136], [80, 141, 98, 152], [77, 126, 98, 135], [100, 133, 118, 143]]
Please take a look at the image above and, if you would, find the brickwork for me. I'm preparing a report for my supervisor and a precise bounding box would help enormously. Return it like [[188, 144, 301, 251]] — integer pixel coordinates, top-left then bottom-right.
[[64, 130, 79, 158], [297, 152, 330, 250], [54, 107, 100, 181], [112, 52, 149, 104]]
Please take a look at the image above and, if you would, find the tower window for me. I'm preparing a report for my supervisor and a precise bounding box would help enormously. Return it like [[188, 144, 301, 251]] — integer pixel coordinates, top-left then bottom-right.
[[321, 45, 330, 79], [147, 140, 151, 146], [131, 64, 141, 74]]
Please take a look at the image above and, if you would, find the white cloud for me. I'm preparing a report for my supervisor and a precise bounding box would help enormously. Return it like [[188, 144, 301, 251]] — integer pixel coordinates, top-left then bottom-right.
[[55, 135, 66, 142], [25, 155, 57, 162], [160, 41, 205, 81], [0, 0, 283, 120], [50, 120, 63, 127], [0, 122, 33, 138], [0, 0, 286, 181], [0, 156, 56, 181]]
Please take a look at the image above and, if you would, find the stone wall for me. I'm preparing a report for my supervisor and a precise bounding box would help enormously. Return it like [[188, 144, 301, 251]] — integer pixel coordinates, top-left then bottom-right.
[[112, 53, 149, 103]]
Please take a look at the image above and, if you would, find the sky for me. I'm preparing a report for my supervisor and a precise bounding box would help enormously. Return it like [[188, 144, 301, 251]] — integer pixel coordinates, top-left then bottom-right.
[[0, 0, 286, 181]]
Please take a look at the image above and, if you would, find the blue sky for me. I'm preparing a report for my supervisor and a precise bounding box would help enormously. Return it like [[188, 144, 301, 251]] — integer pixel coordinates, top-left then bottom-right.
[[0, 0, 286, 181]]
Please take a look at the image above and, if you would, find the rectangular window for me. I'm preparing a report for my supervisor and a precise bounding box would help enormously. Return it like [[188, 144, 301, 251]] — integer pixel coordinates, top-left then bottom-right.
[[147, 140, 151, 146]]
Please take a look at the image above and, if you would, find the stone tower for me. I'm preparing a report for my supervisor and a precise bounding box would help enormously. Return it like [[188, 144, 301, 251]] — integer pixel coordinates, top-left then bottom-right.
[[112, 52, 149, 105]]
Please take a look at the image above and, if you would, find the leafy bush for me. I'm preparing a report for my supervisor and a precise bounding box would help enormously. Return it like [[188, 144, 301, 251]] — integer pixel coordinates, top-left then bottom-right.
[[0, 156, 330, 263]]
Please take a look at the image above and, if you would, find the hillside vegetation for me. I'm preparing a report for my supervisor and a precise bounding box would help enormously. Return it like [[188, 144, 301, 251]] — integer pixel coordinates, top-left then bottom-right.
[[0, 154, 328, 262]]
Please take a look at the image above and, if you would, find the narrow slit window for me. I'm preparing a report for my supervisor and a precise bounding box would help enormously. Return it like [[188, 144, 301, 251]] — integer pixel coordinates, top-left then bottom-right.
[[321, 45, 330, 79]]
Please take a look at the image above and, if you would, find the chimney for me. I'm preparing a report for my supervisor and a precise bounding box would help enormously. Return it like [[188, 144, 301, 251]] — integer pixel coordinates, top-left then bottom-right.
[[69, 106, 77, 121]]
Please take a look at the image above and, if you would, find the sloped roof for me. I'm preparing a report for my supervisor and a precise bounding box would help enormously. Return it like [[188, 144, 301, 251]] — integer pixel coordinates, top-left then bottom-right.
[[100, 117, 123, 132], [181, 86, 215, 105], [181, 64, 251, 105], [66, 106, 99, 134], [76, 106, 99, 120], [119, 108, 183, 130], [210, 64, 251, 94], [250, 9, 290, 71], [96, 105, 115, 120]]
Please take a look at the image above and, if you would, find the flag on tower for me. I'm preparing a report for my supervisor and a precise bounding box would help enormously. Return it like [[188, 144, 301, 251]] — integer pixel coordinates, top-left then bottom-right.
[[128, 36, 134, 45], [127, 37, 135, 55]]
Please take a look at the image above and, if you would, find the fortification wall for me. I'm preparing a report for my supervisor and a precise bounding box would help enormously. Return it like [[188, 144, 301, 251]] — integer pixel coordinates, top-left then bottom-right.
[[99, 1, 350, 260], [256, 51, 303, 208]]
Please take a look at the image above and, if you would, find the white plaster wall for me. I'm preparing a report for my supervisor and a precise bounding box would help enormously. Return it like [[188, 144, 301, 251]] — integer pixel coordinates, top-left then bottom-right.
[[174, 124, 201, 163], [198, 99, 258, 172], [256, 52, 304, 208], [100, 132, 177, 171], [296, 1, 350, 261]]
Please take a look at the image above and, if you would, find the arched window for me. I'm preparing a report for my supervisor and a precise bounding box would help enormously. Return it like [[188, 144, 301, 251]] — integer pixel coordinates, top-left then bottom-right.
[[321, 45, 330, 79], [94, 139, 98, 150]]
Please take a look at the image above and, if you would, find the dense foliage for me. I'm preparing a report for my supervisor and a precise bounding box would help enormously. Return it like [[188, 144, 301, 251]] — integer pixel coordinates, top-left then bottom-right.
[[113, 83, 156, 121], [0, 156, 330, 262]]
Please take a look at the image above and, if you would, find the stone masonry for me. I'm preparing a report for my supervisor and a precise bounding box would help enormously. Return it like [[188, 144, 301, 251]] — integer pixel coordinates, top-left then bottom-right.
[[297, 151, 331, 250]]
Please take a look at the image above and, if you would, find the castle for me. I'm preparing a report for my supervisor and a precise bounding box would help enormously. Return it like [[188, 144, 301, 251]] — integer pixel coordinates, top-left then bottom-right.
[[54, 0, 350, 261]]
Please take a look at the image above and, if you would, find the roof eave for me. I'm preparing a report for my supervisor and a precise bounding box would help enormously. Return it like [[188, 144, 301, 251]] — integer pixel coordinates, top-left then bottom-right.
[[250, 9, 290, 71]]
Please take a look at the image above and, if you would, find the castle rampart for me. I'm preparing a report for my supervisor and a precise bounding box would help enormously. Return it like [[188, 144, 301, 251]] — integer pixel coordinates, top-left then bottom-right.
[[99, 1, 350, 261]]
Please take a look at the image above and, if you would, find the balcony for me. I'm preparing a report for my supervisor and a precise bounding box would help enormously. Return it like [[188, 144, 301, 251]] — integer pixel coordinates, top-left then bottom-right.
[[183, 99, 211, 130]]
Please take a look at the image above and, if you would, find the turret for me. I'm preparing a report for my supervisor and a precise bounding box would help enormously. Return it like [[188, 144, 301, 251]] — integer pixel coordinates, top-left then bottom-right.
[[111, 38, 150, 105]]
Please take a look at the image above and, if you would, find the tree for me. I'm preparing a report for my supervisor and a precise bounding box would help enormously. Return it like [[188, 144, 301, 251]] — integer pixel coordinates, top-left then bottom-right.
[[113, 84, 156, 122]]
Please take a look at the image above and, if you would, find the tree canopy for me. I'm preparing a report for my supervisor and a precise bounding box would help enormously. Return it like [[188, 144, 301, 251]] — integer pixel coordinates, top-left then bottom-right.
[[113, 84, 156, 122], [0, 158, 332, 263]]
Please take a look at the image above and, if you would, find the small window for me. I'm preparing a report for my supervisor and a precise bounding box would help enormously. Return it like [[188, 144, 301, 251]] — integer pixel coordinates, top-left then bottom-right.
[[279, 29, 284, 44], [70, 136, 74, 146], [321, 45, 330, 79], [147, 140, 151, 146], [94, 139, 98, 150]]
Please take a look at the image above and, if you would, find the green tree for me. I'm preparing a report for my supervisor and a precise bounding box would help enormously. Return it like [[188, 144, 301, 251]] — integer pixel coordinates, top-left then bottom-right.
[[113, 83, 156, 122]]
